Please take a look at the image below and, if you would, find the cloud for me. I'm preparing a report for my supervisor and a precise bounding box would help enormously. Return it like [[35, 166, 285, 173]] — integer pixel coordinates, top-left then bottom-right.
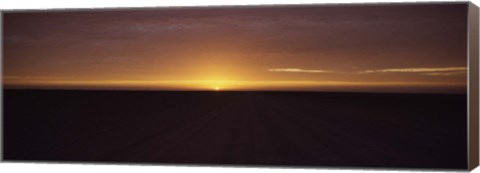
[[268, 67, 468, 77], [3, 76, 68, 81], [360, 67, 467, 74], [268, 68, 336, 73], [422, 71, 467, 76]]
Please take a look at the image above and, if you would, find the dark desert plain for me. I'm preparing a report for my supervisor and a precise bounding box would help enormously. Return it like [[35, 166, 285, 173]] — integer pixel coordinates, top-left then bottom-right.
[[3, 89, 467, 169], [2, 3, 471, 170]]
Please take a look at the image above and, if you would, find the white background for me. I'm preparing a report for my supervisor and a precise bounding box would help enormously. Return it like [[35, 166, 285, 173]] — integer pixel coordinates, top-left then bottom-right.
[[0, 0, 479, 173]]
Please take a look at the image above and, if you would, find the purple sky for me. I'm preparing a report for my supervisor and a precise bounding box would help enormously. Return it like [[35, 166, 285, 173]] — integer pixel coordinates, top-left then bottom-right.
[[3, 3, 469, 92]]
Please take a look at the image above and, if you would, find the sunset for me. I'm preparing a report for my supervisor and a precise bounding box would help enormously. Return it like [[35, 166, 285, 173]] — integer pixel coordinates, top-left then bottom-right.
[[3, 2, 474, 169], [3, 3, 468, 93]]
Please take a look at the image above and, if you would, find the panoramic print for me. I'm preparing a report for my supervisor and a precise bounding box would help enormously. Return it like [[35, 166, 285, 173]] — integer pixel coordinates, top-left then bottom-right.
[[3, 3, 469, 169]]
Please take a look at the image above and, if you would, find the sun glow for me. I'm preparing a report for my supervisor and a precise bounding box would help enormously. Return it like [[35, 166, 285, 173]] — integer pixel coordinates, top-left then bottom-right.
[[214, 87, 220, 91]]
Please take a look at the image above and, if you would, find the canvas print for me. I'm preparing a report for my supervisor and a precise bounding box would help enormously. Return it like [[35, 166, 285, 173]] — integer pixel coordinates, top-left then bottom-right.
[[2, 3, 473, 170]]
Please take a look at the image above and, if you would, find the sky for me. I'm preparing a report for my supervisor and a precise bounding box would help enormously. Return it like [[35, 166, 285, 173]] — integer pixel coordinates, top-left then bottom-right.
[[3, 3, 469, 93]]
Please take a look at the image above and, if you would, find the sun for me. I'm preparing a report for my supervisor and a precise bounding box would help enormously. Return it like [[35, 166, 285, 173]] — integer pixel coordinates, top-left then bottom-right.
[[214, 87, 220, 91]]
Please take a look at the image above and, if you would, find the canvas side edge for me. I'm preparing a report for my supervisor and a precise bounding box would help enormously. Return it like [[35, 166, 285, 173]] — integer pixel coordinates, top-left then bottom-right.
[[468, 1, 479, 171]]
